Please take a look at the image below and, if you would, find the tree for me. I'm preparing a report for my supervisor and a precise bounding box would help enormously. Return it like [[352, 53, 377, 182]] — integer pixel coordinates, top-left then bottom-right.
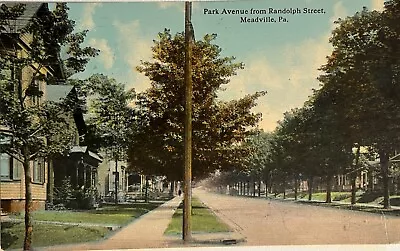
[[243, 130, 273, 197], [317, 6, 400, 208], [128, 29, 266, 181], [0, 3, 97, 249], [272, 98, 353, 203], [78, 74, 136, 204]]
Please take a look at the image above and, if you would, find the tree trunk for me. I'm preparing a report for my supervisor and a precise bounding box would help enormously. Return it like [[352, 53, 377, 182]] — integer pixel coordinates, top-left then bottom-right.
[[380, 150, 391, 209], [23, 153, 33, 250], [114, 157, 119, 205], [283, 177, 286, 199], [258, 179, 261, 197], [308, 176, 313, 201], [169, 181, 174, 196], [253, 181, 256, 197], [351, 145, 361, 205], [368, 169, 374, 192], [326, 174, 333, 203], [294, 176, 298, 201], [145, 176, 149, 203], [269, 172, 273, 194], [264, 177, 268, 197], [47, 158, 54, 206], [350, 173, 357, 205]]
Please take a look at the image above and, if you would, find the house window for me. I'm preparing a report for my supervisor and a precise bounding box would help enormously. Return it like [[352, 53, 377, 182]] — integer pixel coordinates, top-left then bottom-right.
[[0, 153, 11, 180], [31, 79, 44, 106], [1, 134, 13, 180], [32, 158, 45, 183], [12, 158, 22, 180], [0, 156, 23, 181]]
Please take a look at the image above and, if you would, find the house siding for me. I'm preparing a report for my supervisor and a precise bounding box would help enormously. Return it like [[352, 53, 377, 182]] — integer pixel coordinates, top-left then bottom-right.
[[1, 161, 48, 212], [1, 3, 62, 213]]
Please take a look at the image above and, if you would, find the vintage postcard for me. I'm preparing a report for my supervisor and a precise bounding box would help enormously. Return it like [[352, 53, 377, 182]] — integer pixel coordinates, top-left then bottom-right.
[[1, 0, 400, 250]]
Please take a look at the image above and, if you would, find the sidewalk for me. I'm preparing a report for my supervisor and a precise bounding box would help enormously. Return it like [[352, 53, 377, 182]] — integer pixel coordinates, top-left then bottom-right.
[[40, 196, 182, 250], [39, 196, 244, 250]]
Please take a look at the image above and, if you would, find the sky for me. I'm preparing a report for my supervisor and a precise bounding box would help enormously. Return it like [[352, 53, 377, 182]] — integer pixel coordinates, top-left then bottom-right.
[[65, 0, 385, 132]]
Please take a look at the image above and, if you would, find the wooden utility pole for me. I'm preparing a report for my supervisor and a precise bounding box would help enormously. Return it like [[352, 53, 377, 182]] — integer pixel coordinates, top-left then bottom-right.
[[183, 1, 193, 242]]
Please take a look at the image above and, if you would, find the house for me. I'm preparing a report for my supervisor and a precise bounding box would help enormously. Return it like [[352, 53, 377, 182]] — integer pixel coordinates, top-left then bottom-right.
[[0, 3, 66, 212], [45, 85, 103, 208], [96, 157, 170, 202], [97, 158, 129, 201]]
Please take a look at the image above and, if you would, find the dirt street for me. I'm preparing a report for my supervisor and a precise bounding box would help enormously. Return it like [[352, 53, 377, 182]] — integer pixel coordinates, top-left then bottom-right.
[[194, 188, 400, 246]]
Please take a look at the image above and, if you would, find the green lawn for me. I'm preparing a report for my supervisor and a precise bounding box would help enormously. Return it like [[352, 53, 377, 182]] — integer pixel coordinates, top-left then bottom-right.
[[275, 191, 361, 202], [1, 222, 110, 250], [165, 197, 231, 235], [14, 202, 163, 225], [2, 201, 164, 249]]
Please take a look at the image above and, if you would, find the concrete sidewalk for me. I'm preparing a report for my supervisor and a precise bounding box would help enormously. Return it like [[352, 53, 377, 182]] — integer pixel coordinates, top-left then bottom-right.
[[40, 196, 182, 250], [39, 196, 244, 250]]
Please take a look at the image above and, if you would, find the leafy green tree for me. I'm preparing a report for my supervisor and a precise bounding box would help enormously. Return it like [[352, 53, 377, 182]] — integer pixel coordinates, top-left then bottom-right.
[[317, 6, 400, 208], [368, 1, 400, 103], [129, 29, 266, 181], [273, 99, 352, 203], [311, 95, 353, 203], [243, 130, 273, 197], [0, 3, 97, 249], [78, 74, 136, 204]]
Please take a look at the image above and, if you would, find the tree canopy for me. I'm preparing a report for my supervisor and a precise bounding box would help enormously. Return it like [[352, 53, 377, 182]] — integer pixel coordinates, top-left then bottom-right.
[[128, 29, 266, 180]]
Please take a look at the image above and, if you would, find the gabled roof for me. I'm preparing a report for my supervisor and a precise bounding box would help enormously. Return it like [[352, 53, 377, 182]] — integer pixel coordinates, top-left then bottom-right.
[[70, 146, 87, 154], [1, 3, 48, 33], [1, 3, 66, 80], [70, 146, 103, 162]]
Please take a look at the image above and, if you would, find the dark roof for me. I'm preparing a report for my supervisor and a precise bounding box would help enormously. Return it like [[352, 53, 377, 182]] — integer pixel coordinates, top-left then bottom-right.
[[70, 146, 103, 162], [1, 3, 65, 80], [46, 85, 74, 102], [1, 3, 47, 33], [46, 85, 87, 136]]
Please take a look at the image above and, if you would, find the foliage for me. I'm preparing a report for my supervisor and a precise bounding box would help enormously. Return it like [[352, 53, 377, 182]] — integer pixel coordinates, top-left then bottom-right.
[[76, 74, 136, 156], [53, 178, 98, 210], [316, 5, 400, 207], [53, 177, 73, 206], [243, 130, 273, 180], [0, 3, 97, 249], [129, 29, 266, 180]]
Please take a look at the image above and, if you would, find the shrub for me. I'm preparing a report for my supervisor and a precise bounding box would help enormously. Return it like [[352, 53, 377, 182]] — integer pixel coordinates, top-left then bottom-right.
[[54, 178, 99, 210]]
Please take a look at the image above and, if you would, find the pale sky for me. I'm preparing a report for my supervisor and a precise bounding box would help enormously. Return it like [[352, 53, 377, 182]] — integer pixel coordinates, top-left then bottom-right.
[[66, 0, 385, 132]]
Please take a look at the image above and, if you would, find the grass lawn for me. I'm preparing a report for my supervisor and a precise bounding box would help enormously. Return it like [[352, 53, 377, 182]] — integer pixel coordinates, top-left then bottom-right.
[[275, 191, 362, 202], [1, 221, 110, 250], [2, 201, 165, 249], [164, 197, 231, 235], [14, 202, 163, 226], [275, 192, 327, 200], [295, 192, 354, 202]]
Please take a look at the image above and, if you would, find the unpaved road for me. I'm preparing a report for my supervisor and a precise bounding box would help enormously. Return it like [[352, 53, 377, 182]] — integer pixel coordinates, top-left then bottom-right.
[[194, 188, 400, 246]]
